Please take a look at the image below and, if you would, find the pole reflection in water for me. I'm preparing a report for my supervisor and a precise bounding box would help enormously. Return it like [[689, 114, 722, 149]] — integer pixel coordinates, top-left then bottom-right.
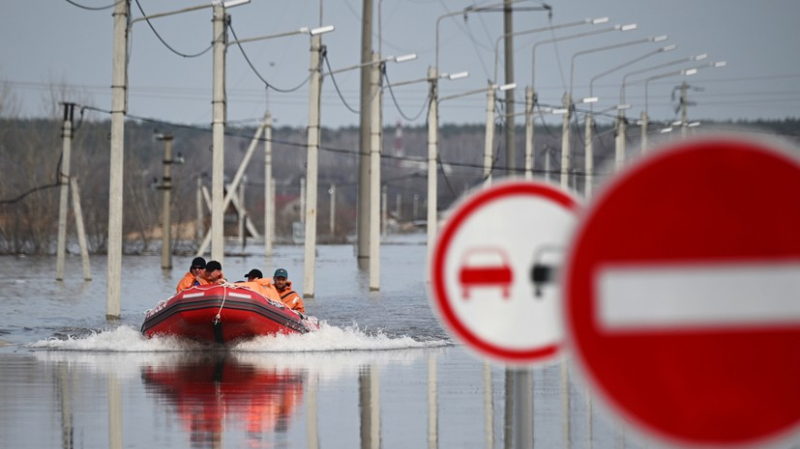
[[505, 369, 514, 449], [141, 352, 305, 449], [8, 344, 675, 448], [428, 353, 438, 449], [108, 372, 122, 449], [515, 369, 533, 449], [358, 364, 380, 449], [306, 374, 319, 449], [58, 363, 73, 449], [561, 360, 570, 449], [483, 362, 493, 449]]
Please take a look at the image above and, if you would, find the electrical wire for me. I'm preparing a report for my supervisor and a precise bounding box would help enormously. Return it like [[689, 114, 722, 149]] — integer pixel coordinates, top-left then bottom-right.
[[322, 53, 361, 114], [133, 0, 212, 59], [64, 0, 121, 11], [228, 22, 312, 94], [382, 71, 430, 123]]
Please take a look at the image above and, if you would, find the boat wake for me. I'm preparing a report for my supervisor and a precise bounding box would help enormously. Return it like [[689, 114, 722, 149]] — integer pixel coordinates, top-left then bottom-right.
[[28, 321, 451, 353]]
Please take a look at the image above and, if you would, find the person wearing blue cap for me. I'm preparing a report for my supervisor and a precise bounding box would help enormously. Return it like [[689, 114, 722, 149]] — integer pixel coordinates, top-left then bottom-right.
[[270, 268, 305, 314]]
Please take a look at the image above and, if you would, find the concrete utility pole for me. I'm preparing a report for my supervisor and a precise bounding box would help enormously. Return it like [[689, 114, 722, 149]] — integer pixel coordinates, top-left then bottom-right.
[[56, 103, 74, 281], [503, 0, 515, 176], [426, 67, 438, 256], [560, 92, 571, 188], [269, 179, 276, 248], [615, 109, 627, 171], [357, 0, 374, 266], [329, 184, 336, 236], [395, 193, 401, 221], [484, 86, 497, 187], [369, 54, 382, 291], [69, 177, 92, 281], [524, 87, 535, 180], [584, 114, 594, 197], [196, 175, 204, 242], [382, 185, 388, 237], [106, 0, 128, 319], [640, 110, 649, 153], [211, 3, 227, 264], [238, 177, 246, 248], [157, 133, 174, 269], [264, 112, 273, 257], [304, 33, 323, 297], [300, 177, 306, 224], [194, 124, 265, 256], [680, 81, 689, 138]]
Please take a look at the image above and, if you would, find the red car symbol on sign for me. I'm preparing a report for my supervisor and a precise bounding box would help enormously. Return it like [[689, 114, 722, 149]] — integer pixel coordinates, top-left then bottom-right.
[[459, 247, 513, 300]]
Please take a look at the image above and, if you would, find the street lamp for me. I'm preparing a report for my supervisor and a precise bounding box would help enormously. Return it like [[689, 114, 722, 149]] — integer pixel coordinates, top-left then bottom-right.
[[311, 51, 416, 294], [640, 61, 726, 151], [529, 22, 637, 188], [513, 18, 610, 181], [436, 0, 550, 71], [615, 52, 709, 170], [564, 32, 660, 190], [387, 69, 469, 255], [477, 82, 517, 186], [487, 17, 609, 179], [189, 24, 335, 259], [492, 17, 609, 84], [582, 43, 676, 197], [489, 17, 604, 176], [438, 82, 516, 187], [105, 0, 249, 319]]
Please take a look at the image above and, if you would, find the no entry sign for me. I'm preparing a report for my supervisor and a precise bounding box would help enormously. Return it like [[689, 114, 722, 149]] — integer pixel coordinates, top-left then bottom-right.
[[429, 180, 579, 366], [564, 135, 800, 447]]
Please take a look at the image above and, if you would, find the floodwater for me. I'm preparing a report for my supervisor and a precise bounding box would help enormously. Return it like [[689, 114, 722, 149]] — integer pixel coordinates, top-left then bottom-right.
[[1, 234, 796, 449]]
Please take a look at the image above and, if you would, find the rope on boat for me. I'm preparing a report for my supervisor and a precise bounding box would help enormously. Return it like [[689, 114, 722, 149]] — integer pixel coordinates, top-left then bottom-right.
[[212, 284, 230, 325]]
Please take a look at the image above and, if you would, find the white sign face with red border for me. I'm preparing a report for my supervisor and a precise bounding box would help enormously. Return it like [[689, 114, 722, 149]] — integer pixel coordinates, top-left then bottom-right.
[[564, 135, 800, 447], [429, 180, 579, 366]]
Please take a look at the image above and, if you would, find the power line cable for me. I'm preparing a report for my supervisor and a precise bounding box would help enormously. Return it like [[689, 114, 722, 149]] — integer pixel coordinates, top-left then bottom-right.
[[322, 53, 361, 114], [382, 70, 430, 122], [133, 0, 212, 59], [228, 22, 312, 93], [64, 0, 121, 11]]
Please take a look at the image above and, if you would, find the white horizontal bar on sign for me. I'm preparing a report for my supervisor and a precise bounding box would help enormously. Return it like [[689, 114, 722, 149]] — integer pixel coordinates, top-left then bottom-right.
[[597, 261, 800, 331]]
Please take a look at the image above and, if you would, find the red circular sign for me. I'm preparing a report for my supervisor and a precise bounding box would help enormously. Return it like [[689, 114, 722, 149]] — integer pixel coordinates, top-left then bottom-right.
[[430, 180, 579, 366], [564, 135, 800, 446]]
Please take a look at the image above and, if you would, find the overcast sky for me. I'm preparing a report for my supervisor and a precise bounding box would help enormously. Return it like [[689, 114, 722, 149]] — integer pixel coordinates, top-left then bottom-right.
[[1, 0, 799, 129]]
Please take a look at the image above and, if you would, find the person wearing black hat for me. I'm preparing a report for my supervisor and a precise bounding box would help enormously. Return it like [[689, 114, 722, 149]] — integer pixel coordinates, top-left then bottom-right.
[[202, 260, 226, 285], [176, 257, 206, 293], [244, 269, 263, 281], [235, 268, 281, 301], [270, 268, 305, 314]]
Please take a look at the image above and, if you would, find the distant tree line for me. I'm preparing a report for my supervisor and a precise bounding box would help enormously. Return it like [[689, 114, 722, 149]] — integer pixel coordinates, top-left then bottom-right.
[[0, 112, 798, 255]]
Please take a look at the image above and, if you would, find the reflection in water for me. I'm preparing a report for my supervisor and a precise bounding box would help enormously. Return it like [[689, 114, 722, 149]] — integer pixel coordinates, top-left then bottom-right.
[[17, 347, 669, 449], [108, 373, 122, 449], [359, 364, 380, 449], [58, 363, 73, 449], [140, 353, 305, 449], [428, 353, 437, 449]]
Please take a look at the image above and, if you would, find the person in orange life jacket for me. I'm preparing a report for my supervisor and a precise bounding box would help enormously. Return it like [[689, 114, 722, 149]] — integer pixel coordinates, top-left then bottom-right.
[[236, 268, 281, 302], [271, 268, 305, 314], [176, 257, 206, 293], [202, 260, 226, 285]]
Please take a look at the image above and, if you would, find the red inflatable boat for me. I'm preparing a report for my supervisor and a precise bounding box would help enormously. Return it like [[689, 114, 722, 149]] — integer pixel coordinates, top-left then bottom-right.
[[141, 284, 318, 344]]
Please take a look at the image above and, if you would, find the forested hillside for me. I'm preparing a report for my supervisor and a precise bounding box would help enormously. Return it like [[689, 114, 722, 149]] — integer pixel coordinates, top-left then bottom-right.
[[1, 116, 797, 254]]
